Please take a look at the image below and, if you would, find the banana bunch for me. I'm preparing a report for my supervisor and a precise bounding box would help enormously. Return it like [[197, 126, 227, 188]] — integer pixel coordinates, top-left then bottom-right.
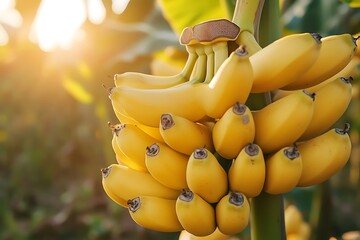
[[101, 17, 356, 237]]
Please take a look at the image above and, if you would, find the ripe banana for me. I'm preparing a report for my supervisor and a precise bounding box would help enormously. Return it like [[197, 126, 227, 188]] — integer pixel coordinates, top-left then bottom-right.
[[228, 143, 265, 198], [253, 90, 315, 154], [186, 148, 228, 203], [145, 142, 188, 190], [212, 102, 255, 159], [114, 44, 198, 89], [101, 164, 180, 202], [282, 34, 357, 90], [202, 45, 253, 119], [109, 123, 146, 171], [112, 105, 164, 143], [127, 196, 183, 232], [159, 113, 214, 155], [215, 191, 250, 235], [297, 124, 352, 187], [109, 81, 206, 127], [176, 189, 217, 237], [263, 146, 303, 195], [113, 123, 159, 171], [301, 77, 352, 141], [249, 33, 322, 93], [102, 176, 128, 208]]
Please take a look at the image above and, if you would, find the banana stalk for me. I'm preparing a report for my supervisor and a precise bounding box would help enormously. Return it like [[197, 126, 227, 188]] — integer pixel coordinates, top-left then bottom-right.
[[232, 0, 286, 239]]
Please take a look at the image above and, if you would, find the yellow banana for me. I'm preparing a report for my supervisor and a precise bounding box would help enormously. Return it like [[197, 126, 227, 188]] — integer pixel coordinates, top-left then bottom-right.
[[159, 113, 214, 155], [101, 164, 180, 202], [263, 146, 303, 195], [186, 148, 228, 203], [253, 90, 315, 154], [249, 33, 322, 93], [109, 81, 206, 127], [145, 142, 188, 190], [114, 44, 198, 89], [114, 123, 159, 171], [282, 34, 357, 90], [299, 77, 352, 141], [285, 204, 304, 235], [212, 102, 255, 159], [176, 189, 217, 237], [178, 228, 231, 240], [102, 176, 128, 208], [215, 191, 250, 235], [203, 45, 253, 119], [112, 104, 164, 142], [228, 143, 265, 198], [127, 196, 183, 232], [297, 124, 352, 187], [109, 123, 146, 171]]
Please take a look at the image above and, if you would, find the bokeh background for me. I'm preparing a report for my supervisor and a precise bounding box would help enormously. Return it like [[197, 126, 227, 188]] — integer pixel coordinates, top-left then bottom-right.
[[0, 0, 359, 239]]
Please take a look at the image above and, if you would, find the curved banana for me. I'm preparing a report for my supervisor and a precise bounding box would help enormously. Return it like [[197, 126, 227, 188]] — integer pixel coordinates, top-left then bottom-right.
[[228, 144, 265, 198], [212, 102, 255, 159], [112, 105, 165, 142], [299, 77, 352, 141], [145, 142, 188, 190], [109, 81, 206, 127], [253, 90, 315, 154], [127, 196, 183, 232], [113, 123, 159, 171], [102, 177, 128, 208], [215, 191, 250, 235], [297, 124, 352, 187], [114, 44, 198, 89], [176, 189, 217, 237], [282, 34, 357, 90], [109, 123, 146, 171], [186, 148, 228, 203], [159, 113, 214, 155], [263, 146, 303, 195], [101, 164, 180, 202], [249, 33, 322, 93], [203, 45, 253, 119], [178, 228, 230, 240]]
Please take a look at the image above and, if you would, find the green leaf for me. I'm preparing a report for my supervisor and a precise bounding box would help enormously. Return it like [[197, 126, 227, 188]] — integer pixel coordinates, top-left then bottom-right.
[[156, 0, 229, 35]]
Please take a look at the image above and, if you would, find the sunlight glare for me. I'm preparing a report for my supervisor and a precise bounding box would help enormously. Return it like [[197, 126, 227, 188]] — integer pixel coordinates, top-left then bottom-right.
[[30, 0, 87, 52], [87, 0, 106, 24], [0, 0, 23, 46], [112, 0, 130, 14]]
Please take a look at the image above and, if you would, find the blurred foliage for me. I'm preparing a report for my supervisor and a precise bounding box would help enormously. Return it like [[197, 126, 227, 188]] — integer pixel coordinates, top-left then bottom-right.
[[0, 0, 359, 239]]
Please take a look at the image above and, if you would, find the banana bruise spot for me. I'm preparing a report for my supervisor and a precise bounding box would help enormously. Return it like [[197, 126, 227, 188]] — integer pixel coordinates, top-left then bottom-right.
[[283, 146, 300, 160], [180, 19, 240, 45], [232, 102, 247, 115], [160, 113, 174, 130], [101, 166, 111, 178], [128, 197, 141, 212], [335, 122, 351, 135], [244, 144, 259, 156], [146, 143, 160, 157], [310, 32, 323, 44], [340, 76, 353, 84], [302, 90, 316, 101], [193, 148, 208, 159], [179, 189, 194, 202], [229, 192, 245, 206]]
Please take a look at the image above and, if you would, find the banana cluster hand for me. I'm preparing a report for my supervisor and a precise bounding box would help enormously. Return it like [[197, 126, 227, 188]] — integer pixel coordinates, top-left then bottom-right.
[[101, 17, 356, 237]]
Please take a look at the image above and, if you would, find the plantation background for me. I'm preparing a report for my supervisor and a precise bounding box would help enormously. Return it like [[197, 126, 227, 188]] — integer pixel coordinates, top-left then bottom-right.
[[0, 0, 359, 239]]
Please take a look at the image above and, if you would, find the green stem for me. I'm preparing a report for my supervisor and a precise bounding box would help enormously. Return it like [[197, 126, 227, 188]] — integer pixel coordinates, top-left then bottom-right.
[[250, 192, 286, 239], [231, 0, 265, 39], [250, 1, 286, 240]]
